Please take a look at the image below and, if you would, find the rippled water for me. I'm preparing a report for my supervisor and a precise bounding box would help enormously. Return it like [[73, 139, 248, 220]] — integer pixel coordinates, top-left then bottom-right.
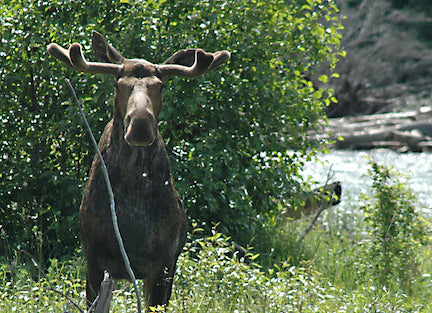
[[302, 150, 432, 217]]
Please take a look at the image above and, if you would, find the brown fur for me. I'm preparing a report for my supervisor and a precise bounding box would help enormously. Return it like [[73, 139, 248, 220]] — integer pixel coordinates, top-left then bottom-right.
[[47, 31, 230, 310]]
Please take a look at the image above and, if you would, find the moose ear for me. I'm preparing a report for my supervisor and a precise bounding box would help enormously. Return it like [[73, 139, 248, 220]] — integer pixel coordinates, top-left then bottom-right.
[[91, 31, 125, 64], [163, 49, 230, 73]]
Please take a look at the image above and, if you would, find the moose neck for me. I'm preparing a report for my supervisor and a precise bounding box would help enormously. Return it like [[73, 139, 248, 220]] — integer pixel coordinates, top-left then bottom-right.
[[107, 117, 173, 193]]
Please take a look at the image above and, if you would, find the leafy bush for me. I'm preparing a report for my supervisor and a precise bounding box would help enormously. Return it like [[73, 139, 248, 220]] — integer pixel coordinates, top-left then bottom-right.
[[360, 162, 430, 292], [0, 0, 342, 259], [0, 256, 86, 312]]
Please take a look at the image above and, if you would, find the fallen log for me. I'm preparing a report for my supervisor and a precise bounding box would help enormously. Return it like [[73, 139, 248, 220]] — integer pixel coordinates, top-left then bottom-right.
[[312, 107, 432, 152], [326, 111, 432, 133], [333, 129, 427, 152]]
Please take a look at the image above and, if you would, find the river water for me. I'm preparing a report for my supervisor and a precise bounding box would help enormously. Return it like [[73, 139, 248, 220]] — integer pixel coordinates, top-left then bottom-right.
[[302, 150, 432, 217]]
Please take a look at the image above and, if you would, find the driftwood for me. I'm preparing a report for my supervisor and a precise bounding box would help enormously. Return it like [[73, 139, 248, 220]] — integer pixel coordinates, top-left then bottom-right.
[[312, 107, 432, 152], [284, 181, 342, 220]]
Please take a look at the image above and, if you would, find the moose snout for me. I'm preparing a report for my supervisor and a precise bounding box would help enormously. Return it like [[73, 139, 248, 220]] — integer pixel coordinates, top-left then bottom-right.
[[124, 108, 156, 147]]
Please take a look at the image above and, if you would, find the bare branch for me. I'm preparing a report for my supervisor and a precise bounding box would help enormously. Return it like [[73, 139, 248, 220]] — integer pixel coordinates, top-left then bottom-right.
[[65, 79, 142, 313]]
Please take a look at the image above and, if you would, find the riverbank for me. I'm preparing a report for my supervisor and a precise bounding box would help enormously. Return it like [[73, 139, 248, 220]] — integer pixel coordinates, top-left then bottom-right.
[[302, 149, 432, 217]]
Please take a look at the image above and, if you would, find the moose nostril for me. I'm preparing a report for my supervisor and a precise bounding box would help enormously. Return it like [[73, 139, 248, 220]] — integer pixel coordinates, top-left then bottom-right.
[[124, 113, 156, 147], [124, 115, 132, 130]]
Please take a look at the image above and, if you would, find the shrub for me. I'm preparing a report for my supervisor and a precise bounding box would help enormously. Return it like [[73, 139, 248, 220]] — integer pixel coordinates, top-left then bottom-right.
[[360, 161, 430, 292], [0, 0, 342, 259]]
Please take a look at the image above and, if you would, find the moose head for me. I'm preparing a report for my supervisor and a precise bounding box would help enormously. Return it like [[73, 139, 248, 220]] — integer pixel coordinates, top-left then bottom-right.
[[48, 30, 230, 147]]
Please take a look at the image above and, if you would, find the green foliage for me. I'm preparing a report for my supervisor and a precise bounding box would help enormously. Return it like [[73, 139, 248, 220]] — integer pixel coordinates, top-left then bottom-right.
[[359, 162, 430, 292], [152, 0, 343, 245], [0, 0, 342, 259], [2, 165, 431, 312], [173, 230, 332, 312], [0, 0, 102, 260], [0, 256, 86, 312], [2, 227, 430, 312], [3, 3, 430, 310]]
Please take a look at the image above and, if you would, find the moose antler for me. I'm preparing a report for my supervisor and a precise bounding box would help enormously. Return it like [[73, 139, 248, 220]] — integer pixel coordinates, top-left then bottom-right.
[[47, 42, 123, 76], [157, 49, 213, 78], [159, 48, 231, 78], [48, 31, 231, 79]]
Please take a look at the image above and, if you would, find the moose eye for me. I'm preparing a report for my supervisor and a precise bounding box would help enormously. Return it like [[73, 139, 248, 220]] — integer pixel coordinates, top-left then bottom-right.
[[150, 80, 164, 92], [156, 79, 165, 90]]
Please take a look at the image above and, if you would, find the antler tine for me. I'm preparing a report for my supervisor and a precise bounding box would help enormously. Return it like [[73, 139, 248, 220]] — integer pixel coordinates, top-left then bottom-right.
[[47, 43, 74, 68], [157, 49, 214, 78], [208, 50, 231, 72], [69, 43, 122, 76]]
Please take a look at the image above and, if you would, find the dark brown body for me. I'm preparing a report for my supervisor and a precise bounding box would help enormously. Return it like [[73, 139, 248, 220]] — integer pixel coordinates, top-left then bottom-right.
[[80, 120, 187, 306], [47, 31, 230, 310]]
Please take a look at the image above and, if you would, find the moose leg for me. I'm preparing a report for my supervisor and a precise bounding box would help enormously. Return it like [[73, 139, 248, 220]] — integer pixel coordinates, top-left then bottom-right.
[[85, 255, 104, 308], [145, 265, 175, 308]]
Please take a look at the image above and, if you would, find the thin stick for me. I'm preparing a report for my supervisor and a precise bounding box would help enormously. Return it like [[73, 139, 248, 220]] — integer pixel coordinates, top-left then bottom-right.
[[295, 203, 326, 246], [296, 165, 336, 246], [65, 78, 142, 313]]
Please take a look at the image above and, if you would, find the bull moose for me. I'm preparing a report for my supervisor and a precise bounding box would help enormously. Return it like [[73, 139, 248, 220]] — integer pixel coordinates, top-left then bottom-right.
[[47, 31, 230, 310]]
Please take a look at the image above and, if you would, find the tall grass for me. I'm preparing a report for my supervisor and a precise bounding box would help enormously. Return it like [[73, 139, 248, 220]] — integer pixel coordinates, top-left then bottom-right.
[[1, 162, 431, 312]]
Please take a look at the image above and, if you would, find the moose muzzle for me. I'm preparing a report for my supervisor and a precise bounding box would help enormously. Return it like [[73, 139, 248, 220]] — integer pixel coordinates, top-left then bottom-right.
[[124, 107, 157, 147]]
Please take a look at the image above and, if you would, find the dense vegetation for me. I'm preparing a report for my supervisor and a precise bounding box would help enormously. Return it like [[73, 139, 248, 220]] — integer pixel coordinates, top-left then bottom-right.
[[1, 164, 431, 311], [0, 0, 341, 260], [1, 0, 431, 312]]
